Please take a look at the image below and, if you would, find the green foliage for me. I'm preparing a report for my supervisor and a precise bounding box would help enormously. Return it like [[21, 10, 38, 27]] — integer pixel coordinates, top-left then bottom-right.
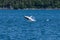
[[0, 0, 60, 9]]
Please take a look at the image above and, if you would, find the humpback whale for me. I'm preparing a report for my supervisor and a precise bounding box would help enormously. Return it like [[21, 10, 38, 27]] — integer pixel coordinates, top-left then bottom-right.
[[24, 16, 36, 22]]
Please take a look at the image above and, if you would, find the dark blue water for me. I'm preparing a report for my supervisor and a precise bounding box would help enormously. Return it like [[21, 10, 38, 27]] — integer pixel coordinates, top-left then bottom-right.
[[0, 10, 60, 40]]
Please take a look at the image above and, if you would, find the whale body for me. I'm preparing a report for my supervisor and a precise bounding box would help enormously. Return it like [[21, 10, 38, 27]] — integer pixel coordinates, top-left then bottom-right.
[[24, 16, 36, 22]]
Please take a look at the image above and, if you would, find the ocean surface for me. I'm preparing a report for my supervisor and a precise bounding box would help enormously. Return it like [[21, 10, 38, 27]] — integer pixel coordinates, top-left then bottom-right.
[[0, 9, 60, 40]]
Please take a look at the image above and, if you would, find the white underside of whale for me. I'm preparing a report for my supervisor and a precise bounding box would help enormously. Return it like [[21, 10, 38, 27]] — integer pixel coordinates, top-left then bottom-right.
[[24, 16, 36, 22]]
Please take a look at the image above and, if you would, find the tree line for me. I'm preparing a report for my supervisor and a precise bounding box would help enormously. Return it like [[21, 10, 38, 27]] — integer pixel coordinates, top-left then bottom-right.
[[0, 0, 60, 9]]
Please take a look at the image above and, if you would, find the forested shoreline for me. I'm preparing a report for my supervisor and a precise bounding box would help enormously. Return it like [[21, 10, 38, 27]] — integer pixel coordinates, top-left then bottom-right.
[[0, 0, 60, 9]]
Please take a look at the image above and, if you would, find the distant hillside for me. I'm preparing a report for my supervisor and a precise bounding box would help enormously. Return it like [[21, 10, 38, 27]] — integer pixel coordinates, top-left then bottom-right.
[[0, 0, 60, 9]]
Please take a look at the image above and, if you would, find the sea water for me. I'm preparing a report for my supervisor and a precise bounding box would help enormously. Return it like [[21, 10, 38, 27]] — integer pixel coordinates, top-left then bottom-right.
[[0, 9, 60, 40]]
